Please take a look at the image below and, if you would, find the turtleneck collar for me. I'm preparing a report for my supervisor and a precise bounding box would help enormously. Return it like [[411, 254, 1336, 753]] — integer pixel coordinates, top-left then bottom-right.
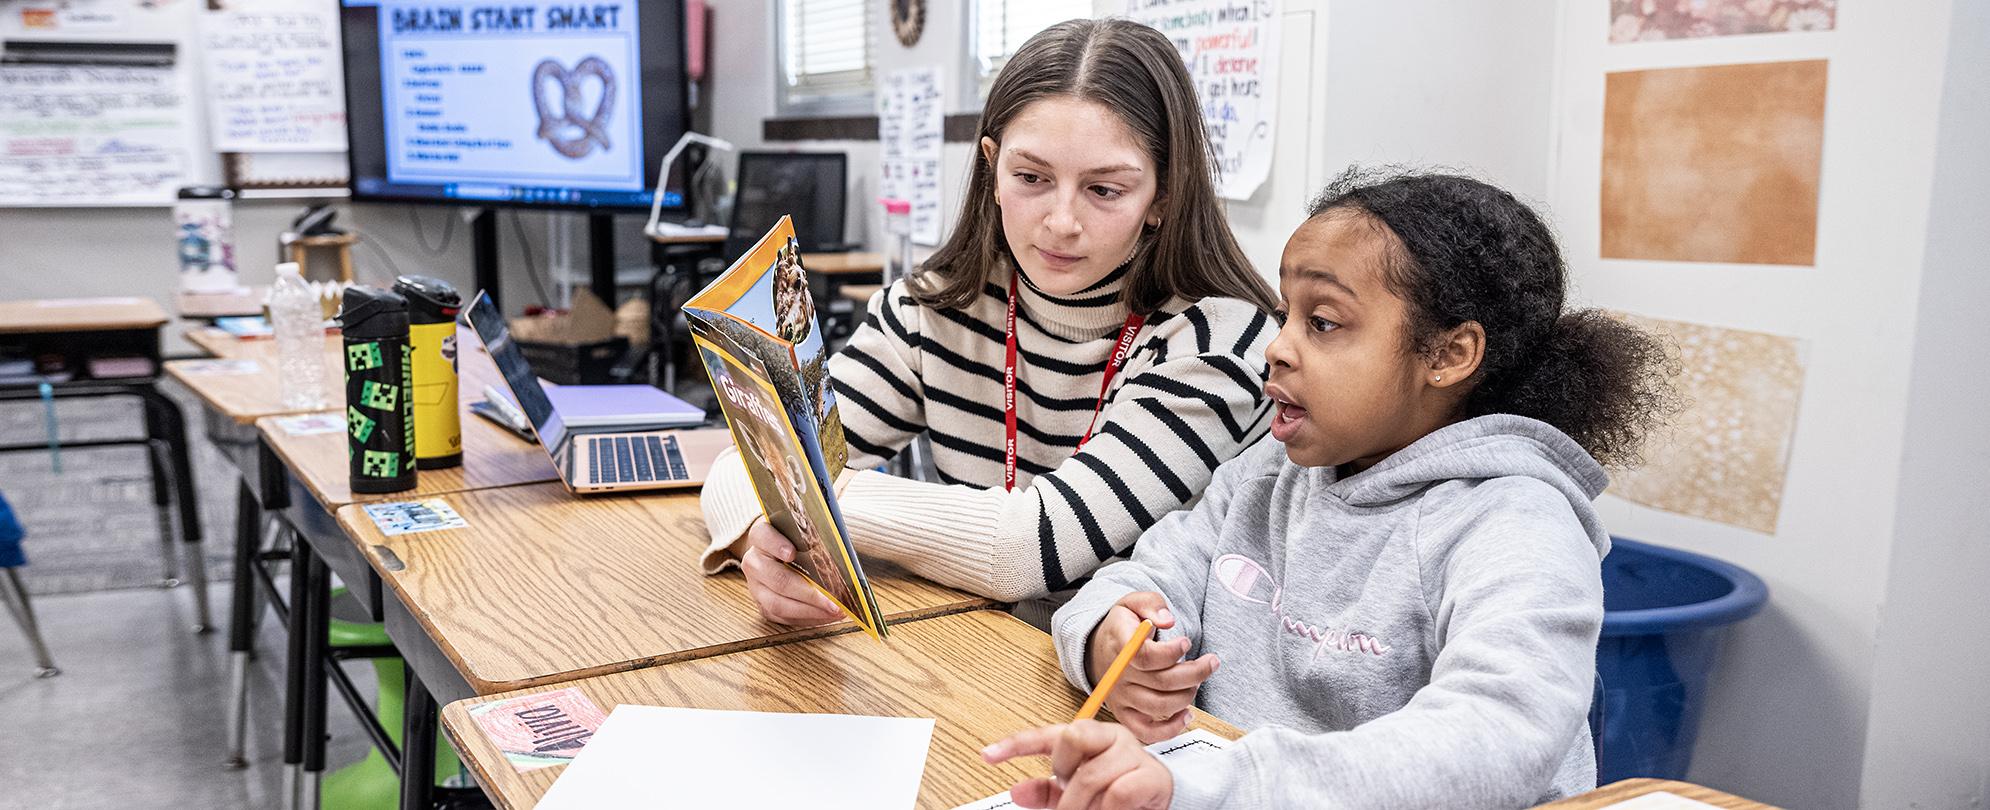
[[1008, 259, 1135, 341]]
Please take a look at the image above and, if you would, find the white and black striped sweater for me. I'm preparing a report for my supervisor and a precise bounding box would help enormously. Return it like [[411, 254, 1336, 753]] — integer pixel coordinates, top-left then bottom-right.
[[700, 264, 1274, 622]]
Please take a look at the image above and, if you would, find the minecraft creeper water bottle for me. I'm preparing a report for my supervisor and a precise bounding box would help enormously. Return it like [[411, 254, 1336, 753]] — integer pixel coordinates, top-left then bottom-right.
[[339, 286, 417, 494]]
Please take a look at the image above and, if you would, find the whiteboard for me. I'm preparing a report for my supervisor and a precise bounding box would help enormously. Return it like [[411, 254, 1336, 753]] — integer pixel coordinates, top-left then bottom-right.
[[0, 61, 201, 206], [0, 0, 350, 206]]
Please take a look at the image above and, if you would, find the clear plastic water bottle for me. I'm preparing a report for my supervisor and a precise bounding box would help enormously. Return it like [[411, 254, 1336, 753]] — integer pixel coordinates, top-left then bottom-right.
[[270, 262, 329, 410]]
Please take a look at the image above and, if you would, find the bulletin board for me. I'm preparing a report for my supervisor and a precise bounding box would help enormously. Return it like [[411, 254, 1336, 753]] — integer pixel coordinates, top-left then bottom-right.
[[0, 0, 348, 207]]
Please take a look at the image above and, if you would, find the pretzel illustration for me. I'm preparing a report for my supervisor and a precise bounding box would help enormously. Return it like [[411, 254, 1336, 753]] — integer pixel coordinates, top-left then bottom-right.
[[532, 56, 616, 159]]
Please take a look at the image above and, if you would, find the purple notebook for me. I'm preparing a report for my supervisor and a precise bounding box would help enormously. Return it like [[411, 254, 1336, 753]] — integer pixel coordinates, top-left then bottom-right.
[[538, 382, 706, 430]]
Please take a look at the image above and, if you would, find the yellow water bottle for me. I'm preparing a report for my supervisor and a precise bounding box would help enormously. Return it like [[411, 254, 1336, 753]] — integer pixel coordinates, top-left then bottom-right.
[[393, 276, 462, 469]]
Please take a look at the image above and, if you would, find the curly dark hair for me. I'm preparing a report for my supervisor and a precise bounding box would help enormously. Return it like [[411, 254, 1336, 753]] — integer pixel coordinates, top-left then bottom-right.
[[1307, 166, 1681, 467]]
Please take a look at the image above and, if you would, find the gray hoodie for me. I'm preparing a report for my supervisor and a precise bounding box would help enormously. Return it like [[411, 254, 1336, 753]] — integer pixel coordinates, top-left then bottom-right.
[[1053, 415, 1610, 809]]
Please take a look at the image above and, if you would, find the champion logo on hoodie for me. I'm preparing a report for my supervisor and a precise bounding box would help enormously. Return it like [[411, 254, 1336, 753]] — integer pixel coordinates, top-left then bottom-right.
[[1213, 554, 1392, 660]]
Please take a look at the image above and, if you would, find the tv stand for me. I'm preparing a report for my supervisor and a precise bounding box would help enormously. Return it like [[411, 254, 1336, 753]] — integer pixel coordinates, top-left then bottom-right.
[[469, 208, 621, 310]]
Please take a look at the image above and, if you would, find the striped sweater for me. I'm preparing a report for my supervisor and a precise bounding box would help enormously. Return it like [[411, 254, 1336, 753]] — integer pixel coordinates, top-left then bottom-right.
[[699, 262, 1275, 622]]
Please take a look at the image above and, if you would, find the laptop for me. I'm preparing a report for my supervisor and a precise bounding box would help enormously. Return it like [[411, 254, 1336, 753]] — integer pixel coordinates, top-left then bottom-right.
[[463, 292, 731, 494]]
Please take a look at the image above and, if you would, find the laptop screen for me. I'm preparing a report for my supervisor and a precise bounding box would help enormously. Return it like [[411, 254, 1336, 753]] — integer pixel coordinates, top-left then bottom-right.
[[463, 293, 566, 451]]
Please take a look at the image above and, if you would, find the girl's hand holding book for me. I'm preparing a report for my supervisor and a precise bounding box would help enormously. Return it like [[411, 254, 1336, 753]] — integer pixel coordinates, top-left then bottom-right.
[[1085, 592, 1220, 744], [740, 519, 844, 626]]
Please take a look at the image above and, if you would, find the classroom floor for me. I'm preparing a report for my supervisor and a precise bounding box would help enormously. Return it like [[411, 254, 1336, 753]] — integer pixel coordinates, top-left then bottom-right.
[[0, 581, 373, 809], [0, 381, 391, 808]]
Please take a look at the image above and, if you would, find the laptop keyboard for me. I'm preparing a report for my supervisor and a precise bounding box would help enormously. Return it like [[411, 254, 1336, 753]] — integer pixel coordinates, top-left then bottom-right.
[[588, 435, 688, 484]]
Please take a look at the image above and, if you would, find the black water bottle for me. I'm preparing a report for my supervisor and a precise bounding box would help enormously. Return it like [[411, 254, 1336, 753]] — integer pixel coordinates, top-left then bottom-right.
[[339, 286, 417, 494]]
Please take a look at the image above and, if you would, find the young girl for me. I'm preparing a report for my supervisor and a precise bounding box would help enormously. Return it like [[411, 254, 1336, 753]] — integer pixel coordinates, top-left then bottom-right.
[[984, 169, 1678, 808], [699, 19, 1279, 628]]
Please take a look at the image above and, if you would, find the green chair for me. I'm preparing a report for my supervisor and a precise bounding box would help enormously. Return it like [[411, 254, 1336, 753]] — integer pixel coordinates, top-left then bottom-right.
[[322, 588, 464, 809]]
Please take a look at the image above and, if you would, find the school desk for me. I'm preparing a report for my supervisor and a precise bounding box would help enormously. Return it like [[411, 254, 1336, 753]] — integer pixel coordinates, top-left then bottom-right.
[[437, 609, 1241, 809], [175, 287, 267, 320], [333, 480, 999, 808], [253, 342, 561, 804], [800, 251, 886, 275], [169, 330, 347, 768], [1538, 778, 1777, 809], [0, 296, 208, 630]]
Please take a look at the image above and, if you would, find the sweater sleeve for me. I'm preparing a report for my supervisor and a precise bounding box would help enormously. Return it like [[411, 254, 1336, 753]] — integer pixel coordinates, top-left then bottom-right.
[[1047, 440, 1269, 692], [835, 301, 1273, 603], [827, 282, 928, 468], [1163, 480, 1606, 810]]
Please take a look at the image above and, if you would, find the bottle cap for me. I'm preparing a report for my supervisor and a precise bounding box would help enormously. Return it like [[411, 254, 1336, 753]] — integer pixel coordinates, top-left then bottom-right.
[[392, 275, 462, 323], [338, 286, 409, 340]]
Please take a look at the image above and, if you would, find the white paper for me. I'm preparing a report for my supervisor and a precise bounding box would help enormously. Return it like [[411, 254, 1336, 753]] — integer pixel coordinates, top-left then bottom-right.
[[949, 728, 1231, 810], [362, 499, 468, 536], [200, 9, 349, 151], [1602, 791, 1725, 810], [273, 412, 345, 435], [177, 359, 263, 376], [537, 705, 935, 810], [1123, 0, 1280, 200], [0, 64, 192, 206], [877, 66, 944, 246], [35, 296, 145, 307]]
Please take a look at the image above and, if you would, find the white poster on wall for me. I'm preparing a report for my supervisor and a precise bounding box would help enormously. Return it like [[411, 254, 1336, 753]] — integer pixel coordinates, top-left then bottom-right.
[[200, 8, 349, 151], [1124, 0, 1280, 201], [878, 65, 944, 246], [0, 64, 192, 206]]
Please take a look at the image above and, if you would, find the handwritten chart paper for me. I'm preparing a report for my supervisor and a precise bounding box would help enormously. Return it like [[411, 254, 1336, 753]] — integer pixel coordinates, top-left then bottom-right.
[[201, 9, 349, 151], [538, 705, 934, 810], [878, 65, 944, 245], [0, 64, 190, 206], [1124, 0, 1280, 200]]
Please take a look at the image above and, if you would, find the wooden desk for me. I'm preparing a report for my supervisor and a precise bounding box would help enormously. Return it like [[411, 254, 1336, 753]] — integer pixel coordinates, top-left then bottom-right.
[[338, 479, 995, 696], [185, 327, 260, 359], [0, 296, 167, 334], [257, 345, 556, 513], [0, 295, 208, 634], [1538, 778, 1777, 809], [441, 610, 1240, 810], [802, 251, 885, 275], [163, 335, 343, 424], [647, 231, 726, 245], [176, 287, 266, 320]]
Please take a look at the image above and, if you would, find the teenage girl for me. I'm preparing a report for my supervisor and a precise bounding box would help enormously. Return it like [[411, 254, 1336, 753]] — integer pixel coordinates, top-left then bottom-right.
[[983, 168, 1679, 808], [699, 19, 1280, 628]]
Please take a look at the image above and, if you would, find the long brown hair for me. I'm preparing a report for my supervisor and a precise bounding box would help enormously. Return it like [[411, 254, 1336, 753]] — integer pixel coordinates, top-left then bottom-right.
[[910, 18, 1276, 315]]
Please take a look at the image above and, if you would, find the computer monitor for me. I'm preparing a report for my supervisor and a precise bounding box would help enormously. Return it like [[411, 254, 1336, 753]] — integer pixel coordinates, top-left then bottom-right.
[[724, 152, 848, 259], [338, 0, 691, 212]]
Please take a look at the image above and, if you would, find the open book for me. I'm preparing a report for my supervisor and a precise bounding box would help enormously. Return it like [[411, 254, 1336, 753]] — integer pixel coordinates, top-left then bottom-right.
[[685, 216, 885, 639]]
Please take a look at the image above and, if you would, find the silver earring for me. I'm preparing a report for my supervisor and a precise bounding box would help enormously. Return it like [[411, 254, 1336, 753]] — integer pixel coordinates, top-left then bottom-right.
[[1433, 375, 1443, 383]]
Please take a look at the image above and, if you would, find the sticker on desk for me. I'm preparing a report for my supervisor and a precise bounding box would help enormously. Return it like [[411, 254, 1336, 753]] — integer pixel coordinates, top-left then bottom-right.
[[272, 413, 344, 436], [949, 728, 1230, 810], [467, 687, 608, 772], [361, 499, 467, 536], [1602, 792, 1725, 810], [178, 359, 262, 376]]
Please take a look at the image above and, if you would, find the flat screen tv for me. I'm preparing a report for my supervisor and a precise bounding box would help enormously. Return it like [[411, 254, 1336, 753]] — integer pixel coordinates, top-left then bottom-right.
[[339, 0, 690, 211]]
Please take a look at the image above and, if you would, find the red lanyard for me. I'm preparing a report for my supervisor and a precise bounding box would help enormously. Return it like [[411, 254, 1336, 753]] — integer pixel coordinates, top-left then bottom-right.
[[1004, 269, 1146, 491]]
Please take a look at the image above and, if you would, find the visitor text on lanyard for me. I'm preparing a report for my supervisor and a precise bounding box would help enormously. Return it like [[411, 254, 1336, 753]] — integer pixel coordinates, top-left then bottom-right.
[[1003, 270, 1145, 491]]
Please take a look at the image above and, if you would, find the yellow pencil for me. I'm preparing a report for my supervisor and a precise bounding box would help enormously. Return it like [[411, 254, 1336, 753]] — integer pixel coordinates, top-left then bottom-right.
[[1073, 619, 1155, 722]]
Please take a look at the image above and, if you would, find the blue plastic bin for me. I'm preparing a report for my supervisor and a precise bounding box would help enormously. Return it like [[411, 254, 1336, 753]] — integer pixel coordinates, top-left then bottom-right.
[[1593, 536, 1767, 783]]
